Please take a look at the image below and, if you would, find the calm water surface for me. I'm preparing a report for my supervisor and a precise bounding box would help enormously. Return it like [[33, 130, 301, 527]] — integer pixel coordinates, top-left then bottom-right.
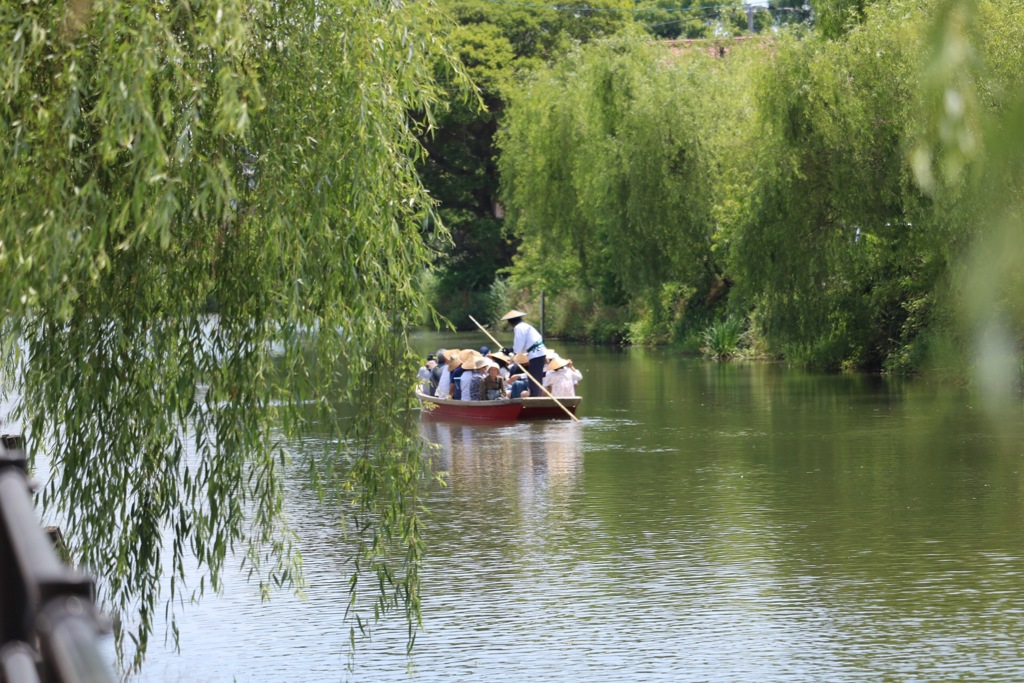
[[121, 335, 1024, 681]]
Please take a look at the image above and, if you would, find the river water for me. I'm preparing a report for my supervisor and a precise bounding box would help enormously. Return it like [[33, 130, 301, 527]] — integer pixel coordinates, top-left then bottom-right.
[[103, 334, 1024, 680]]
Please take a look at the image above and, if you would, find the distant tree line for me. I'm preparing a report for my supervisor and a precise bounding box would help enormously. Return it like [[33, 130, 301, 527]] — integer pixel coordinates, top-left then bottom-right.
[[496, 0, 1024, 375], [426, 0, 1024, 378], [420, 0, 874, 329]]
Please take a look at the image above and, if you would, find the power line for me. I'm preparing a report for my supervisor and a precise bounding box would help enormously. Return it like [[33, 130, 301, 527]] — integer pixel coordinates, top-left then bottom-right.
[[481, 0, 741, 13], [480, 0, 808, 15], [641, 4, 809, 31]]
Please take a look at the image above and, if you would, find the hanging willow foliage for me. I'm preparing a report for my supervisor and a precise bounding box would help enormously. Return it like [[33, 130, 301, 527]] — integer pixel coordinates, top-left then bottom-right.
[[0, 0, 468, 673]]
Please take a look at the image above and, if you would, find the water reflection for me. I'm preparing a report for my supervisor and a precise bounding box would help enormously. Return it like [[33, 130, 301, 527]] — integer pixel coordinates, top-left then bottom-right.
[[422, 419, 584, 493]]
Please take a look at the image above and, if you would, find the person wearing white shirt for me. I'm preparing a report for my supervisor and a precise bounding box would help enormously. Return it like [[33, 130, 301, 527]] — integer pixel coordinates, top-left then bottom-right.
[[433, 349, 460, 398], [543, 356, 582, 398], [460, 357, 487, 401], [502, 309, 547, 397], [417, 357, 436, 394]]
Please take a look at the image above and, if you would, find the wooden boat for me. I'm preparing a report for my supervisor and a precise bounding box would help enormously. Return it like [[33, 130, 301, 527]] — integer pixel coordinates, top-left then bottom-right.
[[416, 389, 581, 421]]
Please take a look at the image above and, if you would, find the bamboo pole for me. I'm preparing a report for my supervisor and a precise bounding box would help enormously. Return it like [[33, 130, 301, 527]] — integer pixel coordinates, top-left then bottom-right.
[[468, 315, 581, 422]]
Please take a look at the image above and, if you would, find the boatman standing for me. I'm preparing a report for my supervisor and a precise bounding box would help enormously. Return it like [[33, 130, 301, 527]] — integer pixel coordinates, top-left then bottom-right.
[[502, 309, 547, 397]]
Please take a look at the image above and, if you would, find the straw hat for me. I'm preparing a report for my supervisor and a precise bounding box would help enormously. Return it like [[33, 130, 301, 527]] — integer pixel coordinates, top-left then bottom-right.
[[501, 309, 528, 321], [442, 349, 461, 363], [546, 355, 569, 371], [512, 352, 529, 366], [488, 351, 510, 365], [462, 356, 490, 371], [458, 348, 480, 363]]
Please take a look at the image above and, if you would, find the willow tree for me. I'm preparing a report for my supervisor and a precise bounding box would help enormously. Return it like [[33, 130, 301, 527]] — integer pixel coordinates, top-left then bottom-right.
[[811, 0, 871, 38], [0, 0, 465, 672], [727, 0, 1024, 371], [725, 3, 942, 370], [499, 36, 755, 342]]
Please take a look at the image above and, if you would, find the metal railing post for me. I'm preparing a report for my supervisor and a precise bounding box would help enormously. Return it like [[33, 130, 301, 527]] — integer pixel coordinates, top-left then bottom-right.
[[0, 438, 115, 683]]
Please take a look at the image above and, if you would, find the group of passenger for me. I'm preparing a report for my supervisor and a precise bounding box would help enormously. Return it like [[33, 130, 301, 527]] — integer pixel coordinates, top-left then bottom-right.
[[417, 309, 582, 401]]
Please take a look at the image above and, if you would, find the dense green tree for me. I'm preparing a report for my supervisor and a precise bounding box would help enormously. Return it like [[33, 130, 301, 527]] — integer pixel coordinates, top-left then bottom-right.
[[421, 0, 635, 326], [634, 0, 705, 40], [729, 0, 1024, 371], [0, 0, 466, 672], [499, 36, 755, 342], [812, 0, 871, 38], [419, 16, 515, 324], [729, 7, 932, 368], [497, 0, 1024, 370], [677, 14, 713, 39]]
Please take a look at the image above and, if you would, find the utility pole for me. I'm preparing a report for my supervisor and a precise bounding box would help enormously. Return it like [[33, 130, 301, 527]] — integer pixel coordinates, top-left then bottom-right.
[[540, 290, 546, 339]]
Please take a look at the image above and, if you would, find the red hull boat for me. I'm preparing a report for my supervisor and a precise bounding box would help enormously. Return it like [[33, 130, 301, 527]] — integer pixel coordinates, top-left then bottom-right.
[[416, 389, 581, 421]]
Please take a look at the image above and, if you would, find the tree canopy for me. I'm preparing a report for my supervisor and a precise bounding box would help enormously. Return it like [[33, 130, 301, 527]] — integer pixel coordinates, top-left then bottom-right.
[[419, 0, 819, 328], [421, 0, 642, 326], [0, 0, 466, 672]]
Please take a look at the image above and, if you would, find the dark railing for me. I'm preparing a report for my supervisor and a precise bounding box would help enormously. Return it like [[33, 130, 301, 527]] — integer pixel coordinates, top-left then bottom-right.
[[0, 436, 116, 683]]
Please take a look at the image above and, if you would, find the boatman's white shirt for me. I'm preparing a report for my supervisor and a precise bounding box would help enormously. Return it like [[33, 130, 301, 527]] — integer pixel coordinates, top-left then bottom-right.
[[513, 321, 546, 360]]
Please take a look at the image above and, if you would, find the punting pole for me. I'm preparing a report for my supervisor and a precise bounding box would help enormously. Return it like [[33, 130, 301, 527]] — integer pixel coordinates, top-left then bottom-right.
[[468, 315, 581, 423]]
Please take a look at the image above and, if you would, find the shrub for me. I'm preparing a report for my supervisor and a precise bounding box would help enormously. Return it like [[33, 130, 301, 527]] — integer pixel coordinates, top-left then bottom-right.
[[701, 316, 744, 360]]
